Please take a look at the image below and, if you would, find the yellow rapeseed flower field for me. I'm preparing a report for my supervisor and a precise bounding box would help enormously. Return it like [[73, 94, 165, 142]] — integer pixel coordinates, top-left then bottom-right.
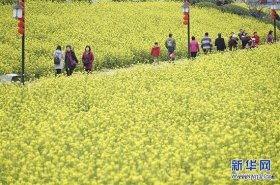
[[0, 42, 279, 184], [0, 2, 279, 78]]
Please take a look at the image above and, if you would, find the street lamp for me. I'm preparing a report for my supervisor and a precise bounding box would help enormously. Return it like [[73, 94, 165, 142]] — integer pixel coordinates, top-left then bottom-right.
[[13, 3, 23, 19], [182, 6, 189, 14], [182, 1, 190, 58], [13, 1, 25, 85], [271, 5, 278, 42]]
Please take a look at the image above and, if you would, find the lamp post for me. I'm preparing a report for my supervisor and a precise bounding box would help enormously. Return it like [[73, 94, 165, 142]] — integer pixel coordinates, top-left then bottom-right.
[[271, 5, 277, 42], [182, 1, 190, 58], [13, 1, 25, 84]]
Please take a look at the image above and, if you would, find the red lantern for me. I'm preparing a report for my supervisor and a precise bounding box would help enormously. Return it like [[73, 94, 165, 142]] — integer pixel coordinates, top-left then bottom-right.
[[18, 27, 24, 35], [183, 20, 188, 25], [18, 17, 24, 22], [18, 18, 24, 36], [272, 9, 276, 19], [18, 20, 24, 28], [183, 12, 189, 25], [19, 1, 24, 7]]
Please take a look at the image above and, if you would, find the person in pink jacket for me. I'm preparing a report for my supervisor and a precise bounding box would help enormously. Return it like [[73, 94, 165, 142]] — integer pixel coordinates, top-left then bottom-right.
[[189, 36, 200, 58]]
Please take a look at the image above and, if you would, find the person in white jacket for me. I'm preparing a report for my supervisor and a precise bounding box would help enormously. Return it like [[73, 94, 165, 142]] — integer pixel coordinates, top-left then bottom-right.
[[53, 45, 64, 75]]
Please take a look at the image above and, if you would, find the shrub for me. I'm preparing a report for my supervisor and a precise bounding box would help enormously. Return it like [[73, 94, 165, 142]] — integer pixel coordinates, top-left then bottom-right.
[[260, 14, 280, 29], [220, 4, 250, 16], [195, 2, 220, 9], [189, 0, 219, 5], [216, 0, 233, 6], [0, 0, 17, 4], [249, 8, 266, 19]]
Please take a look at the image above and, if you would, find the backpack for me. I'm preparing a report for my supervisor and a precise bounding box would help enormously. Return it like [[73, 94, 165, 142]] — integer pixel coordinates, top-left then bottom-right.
[[166, 39, 173, 47], [54, 54, 60, 65]]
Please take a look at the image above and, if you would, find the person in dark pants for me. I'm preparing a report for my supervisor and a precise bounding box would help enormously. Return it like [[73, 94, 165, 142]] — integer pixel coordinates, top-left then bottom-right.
[[241, 32, 248, 49], [82, 45, 94, 72], [165, 33, 176, 61], [215, 33, 226, 51], [53, 45, 64, 75], [228, 33, 238, 51], [201, 32, 213, 54], [189, 36, 199, 58], [64, 45, 78, 76]]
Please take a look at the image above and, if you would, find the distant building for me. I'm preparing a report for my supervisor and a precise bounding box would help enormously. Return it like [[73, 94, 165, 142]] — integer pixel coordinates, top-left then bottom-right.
[[245, 0, 279, 3], [245, 0, 280, 9]]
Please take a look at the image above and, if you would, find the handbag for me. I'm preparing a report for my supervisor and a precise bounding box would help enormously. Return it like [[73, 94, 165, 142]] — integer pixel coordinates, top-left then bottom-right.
[[83, 59, 90, 65], [69, 52, 77, 67], [71, 60, 77, 67]]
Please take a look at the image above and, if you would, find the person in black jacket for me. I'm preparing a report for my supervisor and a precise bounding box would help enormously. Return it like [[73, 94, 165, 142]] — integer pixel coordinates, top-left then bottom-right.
[[215, 33, 226, 51], [64, 45, 78, 76]]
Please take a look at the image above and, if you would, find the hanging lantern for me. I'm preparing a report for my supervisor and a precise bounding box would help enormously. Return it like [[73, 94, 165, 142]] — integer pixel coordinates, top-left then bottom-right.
[[13, 3, 23, 19]]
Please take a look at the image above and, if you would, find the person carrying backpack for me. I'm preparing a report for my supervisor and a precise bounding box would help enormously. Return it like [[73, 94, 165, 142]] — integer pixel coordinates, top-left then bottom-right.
[[165, 33, 176, 61], [53, 45, 64, 75], [228, 33, 238, 51], [201, 32, 213, 54]]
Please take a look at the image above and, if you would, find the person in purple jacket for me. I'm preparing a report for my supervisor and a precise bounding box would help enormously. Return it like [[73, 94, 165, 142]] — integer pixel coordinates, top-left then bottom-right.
[[267, 30, 274, 44], [65, 45, 78, 76], [82, 45, 94, 72]]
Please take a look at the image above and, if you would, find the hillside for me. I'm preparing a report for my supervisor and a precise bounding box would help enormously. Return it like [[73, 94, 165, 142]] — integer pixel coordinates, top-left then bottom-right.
[[1, 42, 279, 184], [0, 2, 278, 78]]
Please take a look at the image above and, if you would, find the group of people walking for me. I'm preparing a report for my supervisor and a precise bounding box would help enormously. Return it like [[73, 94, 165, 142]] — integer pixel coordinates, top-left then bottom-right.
[[151, 33, 177, 63], [151, 30, 275, 61], [188, 29, 271, 58], [195, 29, 275, 57], [54, 30, 275, 75], [53, 45, 94, 75]]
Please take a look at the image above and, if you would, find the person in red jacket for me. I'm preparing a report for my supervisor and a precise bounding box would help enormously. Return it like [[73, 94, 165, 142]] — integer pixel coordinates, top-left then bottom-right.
[[150, 42, 161, 64], [251, 32, 260, 48]]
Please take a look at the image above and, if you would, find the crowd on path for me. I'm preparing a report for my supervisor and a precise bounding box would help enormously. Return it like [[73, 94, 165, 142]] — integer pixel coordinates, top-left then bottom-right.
[[53, 29, 275, 75], [151, 29, 275, 61]]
